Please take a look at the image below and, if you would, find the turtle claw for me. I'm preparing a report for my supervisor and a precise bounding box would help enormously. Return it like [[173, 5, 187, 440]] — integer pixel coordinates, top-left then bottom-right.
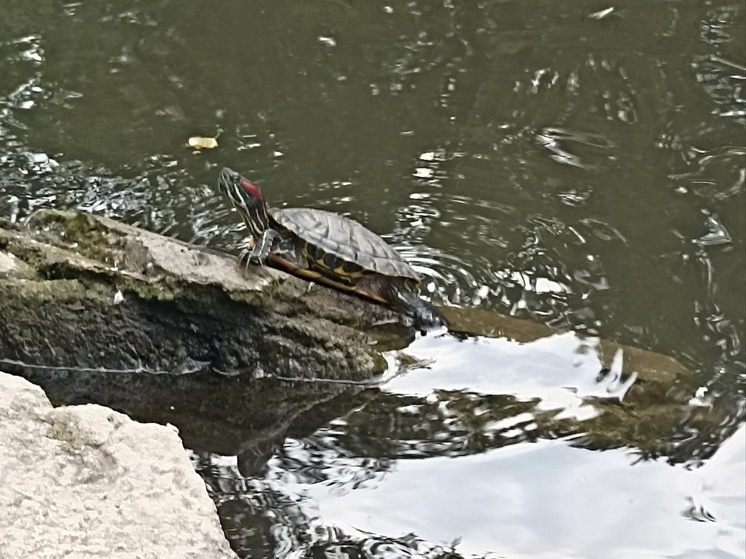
[[252, 241, 273, 265], [239, 252, 265, 270], [237, 238, 266, 271]]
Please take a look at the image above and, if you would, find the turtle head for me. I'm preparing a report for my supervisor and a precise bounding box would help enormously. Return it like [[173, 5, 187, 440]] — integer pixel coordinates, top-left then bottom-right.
[[218, 167, 270, 238]]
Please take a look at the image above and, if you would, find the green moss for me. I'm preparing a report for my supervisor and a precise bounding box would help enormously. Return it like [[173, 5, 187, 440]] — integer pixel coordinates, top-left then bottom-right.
[[365, 349, 388, 376], [227, 289, 266, 306], [126, 280, 183, 301], [0, 278, 88, 301], [48, 422, 82, 449], [61, 213, 116, 264]]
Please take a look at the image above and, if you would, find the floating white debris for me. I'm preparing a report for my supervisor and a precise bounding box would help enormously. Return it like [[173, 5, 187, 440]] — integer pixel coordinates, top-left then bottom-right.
[[188, 136, 218, 150], [113, 290, 124, 305], [414, 167, 434, 178], [589, 7, 615, 19]]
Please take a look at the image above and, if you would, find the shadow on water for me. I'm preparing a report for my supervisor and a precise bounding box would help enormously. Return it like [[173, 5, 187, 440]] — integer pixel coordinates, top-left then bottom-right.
[[1, 0, 745, 557]]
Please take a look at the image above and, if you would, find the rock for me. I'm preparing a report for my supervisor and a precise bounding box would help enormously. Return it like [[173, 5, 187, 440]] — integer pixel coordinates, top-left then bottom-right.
[[0, 372, 238, 559], [0, 249, 35, 280], [0, 210, 390, 383]]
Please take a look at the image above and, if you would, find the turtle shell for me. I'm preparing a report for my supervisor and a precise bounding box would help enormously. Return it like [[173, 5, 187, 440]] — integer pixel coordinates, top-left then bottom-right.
[[272, 207, 419, 283]]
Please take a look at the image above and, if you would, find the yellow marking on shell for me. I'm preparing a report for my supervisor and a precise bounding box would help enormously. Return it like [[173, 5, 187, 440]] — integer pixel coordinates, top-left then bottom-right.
[[333, 265, 347, 277], [298, 269, 324, 280], [266, 253, 389, 305], [262, 228, 407, 308], [302, 243, 328, 270]]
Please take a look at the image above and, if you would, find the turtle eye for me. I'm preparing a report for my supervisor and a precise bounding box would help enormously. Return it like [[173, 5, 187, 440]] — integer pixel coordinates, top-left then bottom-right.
[[241, 179, 264, 201]]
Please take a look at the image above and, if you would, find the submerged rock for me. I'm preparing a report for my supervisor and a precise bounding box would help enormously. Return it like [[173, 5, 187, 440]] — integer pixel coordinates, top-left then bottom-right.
[[0, 372, 238, 559]]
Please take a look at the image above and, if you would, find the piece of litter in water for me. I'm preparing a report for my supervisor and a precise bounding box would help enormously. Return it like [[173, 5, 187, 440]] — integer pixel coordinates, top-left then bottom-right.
[[113, 290, 124, 305], [188, 136, 219, 150], [589, 7, 615, 19]]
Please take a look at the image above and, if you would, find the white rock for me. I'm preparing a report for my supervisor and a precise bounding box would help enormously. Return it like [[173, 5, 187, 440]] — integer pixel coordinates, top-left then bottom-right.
[[0, 372, 238, 559]]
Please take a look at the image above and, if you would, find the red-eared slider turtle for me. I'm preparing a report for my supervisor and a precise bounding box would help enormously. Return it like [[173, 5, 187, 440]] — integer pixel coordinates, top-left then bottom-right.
[[218, 167, 445, 330]]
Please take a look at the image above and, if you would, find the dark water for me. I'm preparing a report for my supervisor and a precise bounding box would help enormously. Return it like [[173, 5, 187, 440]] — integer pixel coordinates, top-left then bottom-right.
[[1, 1, 744, 558]]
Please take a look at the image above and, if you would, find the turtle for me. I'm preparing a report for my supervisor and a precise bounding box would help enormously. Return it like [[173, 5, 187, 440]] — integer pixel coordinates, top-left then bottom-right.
[[218, 167, 445, 331]]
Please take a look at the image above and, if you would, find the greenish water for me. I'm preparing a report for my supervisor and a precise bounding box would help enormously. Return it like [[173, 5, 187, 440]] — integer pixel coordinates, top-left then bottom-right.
[[1, 1, 744, 558]]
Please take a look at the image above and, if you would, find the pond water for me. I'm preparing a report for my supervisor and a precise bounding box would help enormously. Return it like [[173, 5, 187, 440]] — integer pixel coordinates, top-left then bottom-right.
[[1, 1, 744, 558]]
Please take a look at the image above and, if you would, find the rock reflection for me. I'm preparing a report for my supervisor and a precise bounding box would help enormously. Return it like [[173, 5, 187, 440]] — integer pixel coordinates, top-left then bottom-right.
[[290, 392, 539, 463], [187, 316, 715, 557]]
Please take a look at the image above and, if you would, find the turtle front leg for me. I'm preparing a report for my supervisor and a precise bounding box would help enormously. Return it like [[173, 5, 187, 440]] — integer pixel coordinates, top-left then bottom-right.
[[238, 229, 283, 268], [250, 229, 283, 265]]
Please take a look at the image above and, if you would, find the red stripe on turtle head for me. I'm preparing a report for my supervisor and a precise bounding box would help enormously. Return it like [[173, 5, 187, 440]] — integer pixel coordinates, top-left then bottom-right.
[[240, 178, 264, 202]]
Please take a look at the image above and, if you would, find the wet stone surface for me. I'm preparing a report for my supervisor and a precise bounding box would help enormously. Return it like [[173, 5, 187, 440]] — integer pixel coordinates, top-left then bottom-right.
[[0, 372, 238, 559]]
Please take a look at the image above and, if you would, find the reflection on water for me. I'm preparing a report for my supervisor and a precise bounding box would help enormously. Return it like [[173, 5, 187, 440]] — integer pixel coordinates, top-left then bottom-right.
[[1, 0, 744, 557], [194, 328, 743, 558], [256, 433, 744, 558]]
